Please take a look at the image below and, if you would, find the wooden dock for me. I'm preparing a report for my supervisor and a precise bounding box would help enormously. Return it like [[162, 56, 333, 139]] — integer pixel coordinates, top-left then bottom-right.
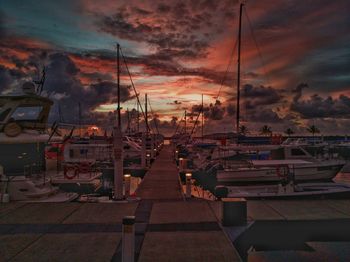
[[2, 145, 350, 261]]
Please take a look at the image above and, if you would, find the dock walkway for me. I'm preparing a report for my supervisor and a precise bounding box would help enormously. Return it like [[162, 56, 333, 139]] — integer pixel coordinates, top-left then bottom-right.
[[4, 145, 350, 261], [135, 145, 183, 200]]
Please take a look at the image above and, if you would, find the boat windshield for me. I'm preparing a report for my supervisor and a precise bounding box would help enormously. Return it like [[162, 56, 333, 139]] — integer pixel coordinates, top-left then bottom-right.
[[10, 106, 43, 121]]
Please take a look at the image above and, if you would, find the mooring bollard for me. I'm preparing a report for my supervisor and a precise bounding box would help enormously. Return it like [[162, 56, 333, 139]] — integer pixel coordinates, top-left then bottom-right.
[[124, 174, 131, 198], [122, 216, 135, 262], [146, 153, 151, 167], [185, 173, 192, 198], [179, 158, 187, 171], [222, 198, 247, 226]]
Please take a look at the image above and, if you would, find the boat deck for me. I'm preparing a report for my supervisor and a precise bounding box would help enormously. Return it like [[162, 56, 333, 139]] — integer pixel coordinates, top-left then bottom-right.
[[2, 145, 350, 261]]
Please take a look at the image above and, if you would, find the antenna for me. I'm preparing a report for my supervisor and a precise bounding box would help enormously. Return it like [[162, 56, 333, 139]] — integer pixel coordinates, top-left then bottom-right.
[[34, 67, 46, 95]]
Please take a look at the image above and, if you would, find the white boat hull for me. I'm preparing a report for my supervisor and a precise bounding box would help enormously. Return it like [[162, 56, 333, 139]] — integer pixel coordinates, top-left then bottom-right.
[[217, 161, 345, 183], [223, 182, 350, 199]]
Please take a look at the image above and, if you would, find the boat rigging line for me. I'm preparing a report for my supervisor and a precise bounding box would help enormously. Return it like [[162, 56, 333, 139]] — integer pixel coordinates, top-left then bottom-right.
[[119, 45, 150, 133]]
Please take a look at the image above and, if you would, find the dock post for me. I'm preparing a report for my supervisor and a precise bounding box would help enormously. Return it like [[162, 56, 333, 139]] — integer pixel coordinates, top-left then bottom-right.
[[222, 198, 247, 226], [146, 153, 151, 167], [178, 158, 184, 171], [141, 133, 146, 168], [122, 216, 135, 262], [113, 127, 124, 200], [185, 173, 192, 198], [124, 174, 131, 198]]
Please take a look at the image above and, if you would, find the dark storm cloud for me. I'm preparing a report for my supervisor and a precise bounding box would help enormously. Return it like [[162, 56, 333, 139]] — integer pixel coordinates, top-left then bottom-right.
[[95, 1, 235, 60], [292, 83, 308, 103], [242, 84, 282, 107], [248, 108, 282, 123], [291, 94, 350, 119], [43, 52, 133, 123], [0, 65, 13, 92]]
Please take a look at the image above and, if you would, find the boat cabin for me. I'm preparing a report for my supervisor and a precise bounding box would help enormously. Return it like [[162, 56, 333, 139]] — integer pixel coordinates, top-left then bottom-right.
[[0, 94, 53, 137]]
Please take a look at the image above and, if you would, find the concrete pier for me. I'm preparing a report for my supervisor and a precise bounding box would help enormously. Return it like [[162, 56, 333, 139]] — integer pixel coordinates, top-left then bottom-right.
[[2, 145, 350, 261]]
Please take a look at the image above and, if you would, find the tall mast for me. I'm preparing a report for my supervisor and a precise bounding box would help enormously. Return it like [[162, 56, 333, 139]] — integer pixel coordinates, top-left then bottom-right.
[[236, 2, 244, 135], [127, 108, 130, 134], [145, 93, 149, 133], [201, 94, 204, 140], [137, 98, 140, 133], [184, 110, 187, 134], [117, 43, 121, 129]]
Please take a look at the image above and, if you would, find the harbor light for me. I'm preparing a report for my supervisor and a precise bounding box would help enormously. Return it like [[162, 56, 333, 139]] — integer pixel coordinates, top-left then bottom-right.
[[124, 174, 131, 198], [185, 173, 192, 198], [146, 153, 150, 158]]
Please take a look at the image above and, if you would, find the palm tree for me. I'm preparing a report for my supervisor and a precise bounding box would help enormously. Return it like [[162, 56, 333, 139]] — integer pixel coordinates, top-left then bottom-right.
[[239, 125, 248, 136], [260, 125, 272, 136], [284, 128, 294, 137], [307, 125, 320, 137], [307, 125, 320, 143]]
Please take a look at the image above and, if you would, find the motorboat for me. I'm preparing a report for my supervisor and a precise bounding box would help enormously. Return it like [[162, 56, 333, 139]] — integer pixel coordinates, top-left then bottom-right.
[[216, 145, 345, 184]]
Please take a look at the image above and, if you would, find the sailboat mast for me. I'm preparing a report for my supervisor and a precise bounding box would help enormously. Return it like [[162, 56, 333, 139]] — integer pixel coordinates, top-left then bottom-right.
[[137, 99, 140, 133], [184, 110, 187, 134], [201, 94, 204, 140], [145, 93, 149, 133], [236, 2, 244, 135], [117, 43, 121, 128]]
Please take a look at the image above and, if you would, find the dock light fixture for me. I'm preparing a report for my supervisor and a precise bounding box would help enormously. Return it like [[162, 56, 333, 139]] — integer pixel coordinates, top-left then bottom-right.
[[124, 174, 131, 198], [146, 153, 150, 157], [185, 173, 192, 198]]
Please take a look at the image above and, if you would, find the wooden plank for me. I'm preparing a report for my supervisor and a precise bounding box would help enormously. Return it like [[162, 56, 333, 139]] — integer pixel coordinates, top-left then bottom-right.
[[325, 200, 350, 217], [0, 202, 26, 218], [136, 146, 183, 200], [11, 233, 120, 262], [139, 231, 241, 262], [264, 200, 349, 220], [62, 203, 138, 224], [150, 201, 217, 224], [0, 203, 81, 224], [0, 234, 41, 261], [247, 201, 285, 221]]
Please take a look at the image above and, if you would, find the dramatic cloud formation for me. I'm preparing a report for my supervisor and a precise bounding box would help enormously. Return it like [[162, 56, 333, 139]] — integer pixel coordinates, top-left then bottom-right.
[[1, 0, 350, 135]]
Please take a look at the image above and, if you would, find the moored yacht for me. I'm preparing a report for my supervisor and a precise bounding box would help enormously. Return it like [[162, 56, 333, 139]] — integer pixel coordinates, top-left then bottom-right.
[[0, 82, 77, 202]]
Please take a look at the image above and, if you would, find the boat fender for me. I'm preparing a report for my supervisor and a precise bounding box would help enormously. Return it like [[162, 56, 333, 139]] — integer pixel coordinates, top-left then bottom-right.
[[64, 165, 78, 179]]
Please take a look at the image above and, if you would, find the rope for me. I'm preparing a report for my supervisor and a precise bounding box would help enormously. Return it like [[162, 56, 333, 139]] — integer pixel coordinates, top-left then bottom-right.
[[244, 8, 271, 86], [119, 47, 150, 133], [148, 97, 160, 134], [216, 38, 238, 101]]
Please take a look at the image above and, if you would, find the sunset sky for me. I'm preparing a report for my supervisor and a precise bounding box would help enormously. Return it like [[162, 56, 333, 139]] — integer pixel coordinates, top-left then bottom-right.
[[1, 0, 350, 135]]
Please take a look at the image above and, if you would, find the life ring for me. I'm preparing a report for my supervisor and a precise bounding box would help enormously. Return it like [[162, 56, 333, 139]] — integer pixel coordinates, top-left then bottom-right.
[[64, 165, 78, 179], [4, 122, 22, 137]]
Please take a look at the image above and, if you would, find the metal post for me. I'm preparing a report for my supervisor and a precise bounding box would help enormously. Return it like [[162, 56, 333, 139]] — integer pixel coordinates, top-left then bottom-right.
[[185, 173, 192, 198], [236, 3, 244, 135], [146, 153, 151, 168], [201, 94, 204, 140], [117, 43, 121, 128], [141, 133, 146, 168], [122, 216, 135, 262], [124, 174, 131, 198], [145, 93, 149, 134], [113, 127, 123, 200]]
